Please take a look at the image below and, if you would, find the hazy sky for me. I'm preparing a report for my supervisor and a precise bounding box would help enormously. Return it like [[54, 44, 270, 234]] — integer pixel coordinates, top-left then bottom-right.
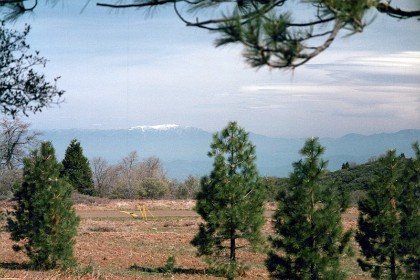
[[6, 1, 420, 138]]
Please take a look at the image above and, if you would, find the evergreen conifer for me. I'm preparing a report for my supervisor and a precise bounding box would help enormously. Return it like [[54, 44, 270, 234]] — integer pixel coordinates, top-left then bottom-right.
[[7, 142, 80, 269], [191, 121, 265, 279], [62, 139, 94, 195], [356, 147, 420, 279], [266, 137, 352, 279]]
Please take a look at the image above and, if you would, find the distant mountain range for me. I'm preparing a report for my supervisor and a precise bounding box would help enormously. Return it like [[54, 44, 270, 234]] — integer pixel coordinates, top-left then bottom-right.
[[37, 126, 420, 180]]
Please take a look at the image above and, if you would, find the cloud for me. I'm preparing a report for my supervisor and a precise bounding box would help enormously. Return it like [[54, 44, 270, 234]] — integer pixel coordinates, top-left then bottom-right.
[[236, 58, 419, 136], [239, 82, 418, 109], [20, 2, 420, 138], [349, 52, 420, 68], [306, 51, 420, 85]]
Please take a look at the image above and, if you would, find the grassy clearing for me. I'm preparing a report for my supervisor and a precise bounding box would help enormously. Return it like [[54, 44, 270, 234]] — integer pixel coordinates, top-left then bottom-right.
[[0, 199, 372, 279]]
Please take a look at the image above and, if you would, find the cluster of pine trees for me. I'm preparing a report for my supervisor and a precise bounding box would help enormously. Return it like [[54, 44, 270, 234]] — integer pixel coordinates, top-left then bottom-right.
[[4, 122, 419, 279], [192, 122, 419, 279], [5, 138, 94, 269]]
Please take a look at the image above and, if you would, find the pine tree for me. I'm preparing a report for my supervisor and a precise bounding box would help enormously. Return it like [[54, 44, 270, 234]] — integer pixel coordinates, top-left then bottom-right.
[[62, 139, 94, 195], [401, 142, 420, 275], [191, 121, 265, 279], [7, 142, 80, 269], [356, 147, 420, 280], [266, 137, 352, 279]]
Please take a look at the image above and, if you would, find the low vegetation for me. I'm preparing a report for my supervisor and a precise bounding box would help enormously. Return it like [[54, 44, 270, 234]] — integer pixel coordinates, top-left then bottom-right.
[[1, 199, 366, 279]]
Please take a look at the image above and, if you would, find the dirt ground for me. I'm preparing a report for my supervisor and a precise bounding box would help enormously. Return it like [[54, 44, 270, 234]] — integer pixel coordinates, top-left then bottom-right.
[[0, 199, 371, 280]]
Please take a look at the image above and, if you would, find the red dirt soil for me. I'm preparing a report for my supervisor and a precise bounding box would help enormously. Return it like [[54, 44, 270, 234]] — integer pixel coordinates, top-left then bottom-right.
[[0, 199, 371, 279]]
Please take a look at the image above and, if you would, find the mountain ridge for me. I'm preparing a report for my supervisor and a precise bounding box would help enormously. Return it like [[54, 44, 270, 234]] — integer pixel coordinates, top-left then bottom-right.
[[36, 127, 420, 180]]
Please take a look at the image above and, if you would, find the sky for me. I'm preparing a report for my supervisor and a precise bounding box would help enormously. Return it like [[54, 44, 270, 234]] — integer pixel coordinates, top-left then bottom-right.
[[4, 1, 420, 138]]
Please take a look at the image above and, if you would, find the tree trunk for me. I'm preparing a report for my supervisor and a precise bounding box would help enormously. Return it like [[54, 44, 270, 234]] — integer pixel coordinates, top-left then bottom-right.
[[230, 237, 236, 262], [229, 235, 236, 280], [310, 256, 317, 280], [390, 251, 397, 280]]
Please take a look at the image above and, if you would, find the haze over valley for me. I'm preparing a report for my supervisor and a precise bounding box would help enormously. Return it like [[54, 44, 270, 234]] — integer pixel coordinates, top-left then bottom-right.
[[38, 125, 420, 180]]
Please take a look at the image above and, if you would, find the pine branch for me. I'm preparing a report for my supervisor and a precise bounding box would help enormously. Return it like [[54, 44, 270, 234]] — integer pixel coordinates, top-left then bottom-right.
[[376, 2, 420, 19], [289, 20, 343, 68], [97, 0, 175, 8]]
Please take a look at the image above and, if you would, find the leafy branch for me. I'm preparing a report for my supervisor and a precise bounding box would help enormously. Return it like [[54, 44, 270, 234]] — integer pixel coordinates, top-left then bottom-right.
[[0, 22, 64, 117]]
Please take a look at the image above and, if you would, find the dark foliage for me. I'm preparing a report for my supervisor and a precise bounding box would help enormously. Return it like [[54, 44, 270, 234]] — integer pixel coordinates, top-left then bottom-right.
[[267, 137, 352, 279], [191, 121, 265, 279], [356, 145, 420, 279], [6, 142, 79, 270], [62, 139, 95, 196], [261, 176, 288, 202]]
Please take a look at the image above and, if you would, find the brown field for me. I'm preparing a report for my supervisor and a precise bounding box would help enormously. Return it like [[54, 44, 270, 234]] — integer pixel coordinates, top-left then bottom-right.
[[0, 198, 372, 279]]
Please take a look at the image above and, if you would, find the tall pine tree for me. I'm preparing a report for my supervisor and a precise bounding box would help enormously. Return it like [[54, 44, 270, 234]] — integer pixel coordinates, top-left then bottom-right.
[[7, 142, 80, 269], [62, 139, 94, 195], [266, 137, 352, 279], [191, 121, 265, 279], [356, 147, 420, 280]]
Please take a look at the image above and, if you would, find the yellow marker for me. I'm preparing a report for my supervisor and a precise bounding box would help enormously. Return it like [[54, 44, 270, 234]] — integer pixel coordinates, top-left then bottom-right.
[[137, 205, 154, 221], [120, 207, 153, 220], [120, 211, 139, 218]]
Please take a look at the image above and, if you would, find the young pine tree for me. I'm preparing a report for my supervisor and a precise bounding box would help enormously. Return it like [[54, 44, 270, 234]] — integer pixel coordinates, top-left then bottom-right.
[[191, 121, 265, 279], [356, 147, 420, 280], [7, 142, 80, 269], [62, 139, 95, 195], [266, 137, 352, 280]]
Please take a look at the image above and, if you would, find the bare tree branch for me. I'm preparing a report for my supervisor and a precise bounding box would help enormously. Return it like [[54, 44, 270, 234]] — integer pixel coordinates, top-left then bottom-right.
[[0, 118, 41, 170]]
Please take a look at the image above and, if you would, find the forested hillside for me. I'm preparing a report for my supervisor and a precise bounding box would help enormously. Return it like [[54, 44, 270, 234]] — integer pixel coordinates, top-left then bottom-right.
[[264, 155, 412, 205]]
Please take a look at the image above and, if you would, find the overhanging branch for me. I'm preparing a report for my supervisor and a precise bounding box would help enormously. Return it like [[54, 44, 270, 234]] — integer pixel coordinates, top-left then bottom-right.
[[91, 0, 419, 70], [376, 2, 420, 19], [97, 0, 174, 9]]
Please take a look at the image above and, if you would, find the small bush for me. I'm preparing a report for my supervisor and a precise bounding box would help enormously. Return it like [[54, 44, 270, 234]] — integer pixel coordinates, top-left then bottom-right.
[[0, 169, 22, 198], [142, 177, 170, 199], [164, 255, 176, 273]]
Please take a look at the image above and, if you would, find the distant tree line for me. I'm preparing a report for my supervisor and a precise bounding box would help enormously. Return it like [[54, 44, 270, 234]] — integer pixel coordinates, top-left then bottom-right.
[[263, 153, 415, 207], [0, 118, 202, 199], [91, 151, 201, 200]]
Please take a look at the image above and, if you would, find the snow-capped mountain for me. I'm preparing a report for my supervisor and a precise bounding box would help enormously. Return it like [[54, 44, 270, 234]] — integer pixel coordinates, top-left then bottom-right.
[[129, 124, 181, 131], [38, 127, 420, 180]]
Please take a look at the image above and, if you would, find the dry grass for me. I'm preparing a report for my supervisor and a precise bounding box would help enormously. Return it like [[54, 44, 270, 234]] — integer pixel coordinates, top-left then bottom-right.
[[0, 199, 372, 279], [72, 193, 197, 211]]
